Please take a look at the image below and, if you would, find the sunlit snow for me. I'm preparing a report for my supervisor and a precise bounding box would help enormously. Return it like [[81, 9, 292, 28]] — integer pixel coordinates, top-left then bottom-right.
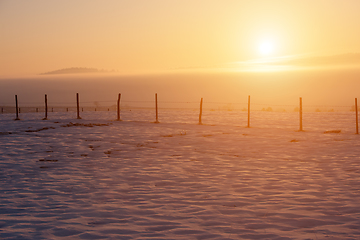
[[1, 110, 360, 239]]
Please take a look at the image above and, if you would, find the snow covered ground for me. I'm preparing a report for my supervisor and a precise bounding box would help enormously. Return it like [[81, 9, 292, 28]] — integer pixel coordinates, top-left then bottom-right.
[[1, 110, 360, 240]]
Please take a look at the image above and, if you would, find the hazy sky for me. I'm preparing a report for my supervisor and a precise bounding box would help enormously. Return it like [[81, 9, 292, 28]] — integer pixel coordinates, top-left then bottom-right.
[[1, 0, 360, 77]]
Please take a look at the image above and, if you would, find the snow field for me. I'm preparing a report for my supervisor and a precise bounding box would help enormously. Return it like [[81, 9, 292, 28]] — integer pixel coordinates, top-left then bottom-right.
[[0, 110, 360, 239]]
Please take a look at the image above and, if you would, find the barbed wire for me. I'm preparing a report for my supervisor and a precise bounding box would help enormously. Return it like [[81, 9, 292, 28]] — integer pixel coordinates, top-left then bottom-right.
[[251, 103, 296, 107], [0, 100, 355, 108]]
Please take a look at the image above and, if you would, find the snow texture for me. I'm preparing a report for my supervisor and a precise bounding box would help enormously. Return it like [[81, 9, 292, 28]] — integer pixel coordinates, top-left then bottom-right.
[[1, 110, 360, 239]]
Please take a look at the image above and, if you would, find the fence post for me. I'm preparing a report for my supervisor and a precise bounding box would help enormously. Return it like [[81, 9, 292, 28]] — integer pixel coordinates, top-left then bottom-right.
[[356, 98, 358, 134], [199, 98, 203, 125], [76, 93, 81, 119], [43, 94, 48, 120], [117, 93, 121, 121], [155, 93, 159, 123], [247, 95, 250, 127], [299, 97, 303, 131], [15, 95, 20, 120]]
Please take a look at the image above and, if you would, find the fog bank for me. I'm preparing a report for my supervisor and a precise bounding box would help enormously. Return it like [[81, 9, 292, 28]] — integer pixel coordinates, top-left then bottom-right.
[[1, 69, 359, 112]]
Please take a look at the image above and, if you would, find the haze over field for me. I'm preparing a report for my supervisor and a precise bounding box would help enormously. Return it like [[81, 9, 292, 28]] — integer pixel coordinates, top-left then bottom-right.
[[1, 70, 360, 112]]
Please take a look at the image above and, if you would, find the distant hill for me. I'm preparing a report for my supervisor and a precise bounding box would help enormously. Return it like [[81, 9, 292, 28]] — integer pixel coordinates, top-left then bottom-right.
[[40, 67, 113, 75]]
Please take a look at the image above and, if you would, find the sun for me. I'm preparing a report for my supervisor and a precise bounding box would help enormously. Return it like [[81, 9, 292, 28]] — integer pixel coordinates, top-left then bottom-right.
[[258, 40, 274, 56]]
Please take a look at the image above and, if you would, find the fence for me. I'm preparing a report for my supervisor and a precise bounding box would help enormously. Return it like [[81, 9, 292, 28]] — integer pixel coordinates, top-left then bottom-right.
[[1, 93, 359, 134]]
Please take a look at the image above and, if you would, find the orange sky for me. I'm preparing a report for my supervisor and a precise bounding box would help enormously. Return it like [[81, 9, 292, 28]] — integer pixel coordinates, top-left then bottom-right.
[[1, 0, 360, 77]]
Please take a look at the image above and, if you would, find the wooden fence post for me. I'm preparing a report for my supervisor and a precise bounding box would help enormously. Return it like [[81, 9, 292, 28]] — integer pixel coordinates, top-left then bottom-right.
[[117, 93, 121, 121], [15, 95, 20, 120], [356, 98, 358, 134], [155, 93, 159, 123], [76, 93, 81, 119], [299, 97, 303, 131], [247, 95, 250, 127], [199, 98, 203, 125], [43, 94, 48, 120]]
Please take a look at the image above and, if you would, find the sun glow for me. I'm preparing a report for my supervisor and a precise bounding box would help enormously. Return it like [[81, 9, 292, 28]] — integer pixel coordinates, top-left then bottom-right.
[[258, 40, 274, 56]]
